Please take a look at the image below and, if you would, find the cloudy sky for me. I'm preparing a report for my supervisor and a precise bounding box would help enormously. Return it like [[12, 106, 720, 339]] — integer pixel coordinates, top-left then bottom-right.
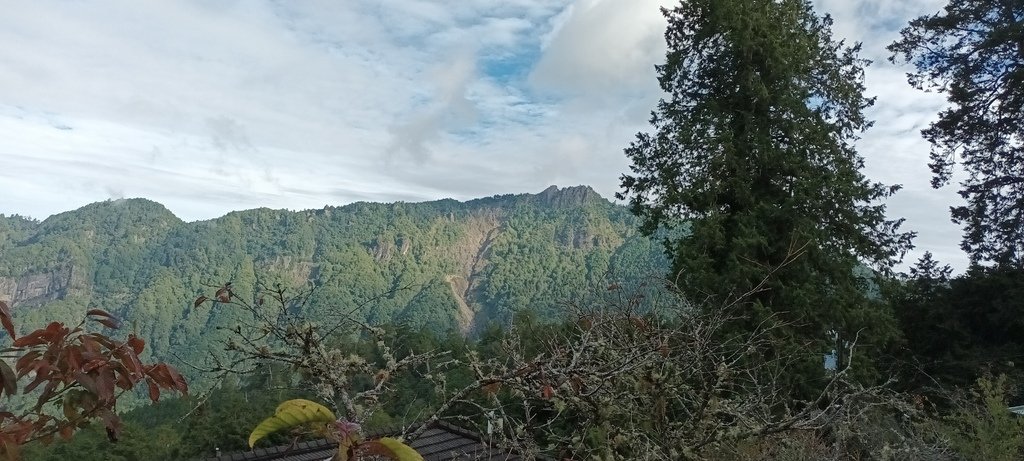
[[0, 0, 966, 270]]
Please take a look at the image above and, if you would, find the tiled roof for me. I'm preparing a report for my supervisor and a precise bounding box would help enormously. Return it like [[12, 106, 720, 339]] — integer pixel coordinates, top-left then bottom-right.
[[201, 421, 536, 461]]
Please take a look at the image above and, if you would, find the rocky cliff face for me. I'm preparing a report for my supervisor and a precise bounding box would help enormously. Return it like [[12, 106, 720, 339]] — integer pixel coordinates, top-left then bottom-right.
[[536, 185, 603, 208], [445, 209, 504, 334], [0, 265, 79, 308]]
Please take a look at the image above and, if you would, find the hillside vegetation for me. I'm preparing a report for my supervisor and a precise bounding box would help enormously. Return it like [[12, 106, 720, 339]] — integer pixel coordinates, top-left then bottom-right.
[[0, 186, 666, 384]]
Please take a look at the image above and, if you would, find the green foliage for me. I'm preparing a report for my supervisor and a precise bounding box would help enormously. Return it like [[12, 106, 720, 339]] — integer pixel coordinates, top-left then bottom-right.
[[933, 375, 1024, 461], [21, 421, 182, 461], [0, 215, 37, 255], [248, 399, 424, 461], [889, 0, 1024, 267], [0, 189, 667, 404], [618, 0, 913, 386], [248, 399, 335, 448], [891, 253, 1024, 388]]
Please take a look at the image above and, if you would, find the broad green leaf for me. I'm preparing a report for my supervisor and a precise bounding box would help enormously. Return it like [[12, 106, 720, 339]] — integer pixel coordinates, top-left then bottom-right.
[[248, 399, 336, 447], [362, 437, 424, 461]]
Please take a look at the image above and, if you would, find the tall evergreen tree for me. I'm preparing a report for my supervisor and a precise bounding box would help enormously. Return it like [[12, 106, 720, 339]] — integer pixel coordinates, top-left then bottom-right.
[[889, 0, 1024, 268], [618, 0, 913, 376]]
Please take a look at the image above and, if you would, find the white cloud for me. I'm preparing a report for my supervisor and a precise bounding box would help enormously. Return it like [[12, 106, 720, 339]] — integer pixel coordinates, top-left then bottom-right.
[[0, 0, 970, 271], [530, 0, 670, 100], [386, 49, 480, 162]]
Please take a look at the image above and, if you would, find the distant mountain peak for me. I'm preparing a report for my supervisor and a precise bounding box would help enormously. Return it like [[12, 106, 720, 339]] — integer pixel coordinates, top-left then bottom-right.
[[67, 197, 177, 216], [27, 198, 183, 246], [535, 185, 604, 208]]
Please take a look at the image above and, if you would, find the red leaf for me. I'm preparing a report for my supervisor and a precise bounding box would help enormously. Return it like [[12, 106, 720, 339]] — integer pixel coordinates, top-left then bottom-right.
[[59, 425, 74, 441], [115, 344, 144, 373], [113, 364, 134, 390], [95, 367, 117, 402], [17, 355, 44, 379], [40, 379, 59, 402], [127, 335, 145, 355], [215, 283, 232, 303], [143, 363, 188, 395], [23, 365, 51, 393], [85, 309, 115, 320], [97, 408, 121, 442], [146, 378, 160, 403], [79, 335, 101, 353], [0, 360, 17, 398], [46, 321, 68, 338], [481, 381, 501, 397], [165, 365, 188, 395], [144, 363, 169, 385], [541, 384, 554, 400], [87, 310, 122, 330], [12, 331, 49, 348], [0, 435, 22, 459], [0, 300, 15, 340], [63, 392, 81, 420], [89, 334, 118, 350], [96, 318, 121, 329], [66, 346, 83, 373], [74, 372, 99, 398], [14, 322, 68, 347], [82, 359, 107, 373], [569, 376, 584, 393], [193, 296, 208, 308], [15, 350, 41, 373]]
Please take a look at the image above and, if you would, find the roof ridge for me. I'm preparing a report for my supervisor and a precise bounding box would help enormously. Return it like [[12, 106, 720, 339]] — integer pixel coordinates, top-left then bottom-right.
[[199, 419, 544, 461], [202, 438, 337, 461], [428, 419, 486, 442]]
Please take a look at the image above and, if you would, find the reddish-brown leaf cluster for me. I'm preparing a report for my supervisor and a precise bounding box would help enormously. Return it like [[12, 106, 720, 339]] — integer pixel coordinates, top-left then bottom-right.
[[215, 284, 232, 303], [0, 303, 14, 341], [193, 283, 233, 308], [0, 300, 188, 459]]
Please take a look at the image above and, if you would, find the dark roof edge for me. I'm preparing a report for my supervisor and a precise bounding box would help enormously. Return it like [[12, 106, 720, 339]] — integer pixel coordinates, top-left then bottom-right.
[[200, 420, 554, 461], [203, 438, 337, 461]]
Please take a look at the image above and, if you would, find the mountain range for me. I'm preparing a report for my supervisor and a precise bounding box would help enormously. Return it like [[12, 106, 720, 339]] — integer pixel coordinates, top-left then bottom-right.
[[0, 185, 667, 381]]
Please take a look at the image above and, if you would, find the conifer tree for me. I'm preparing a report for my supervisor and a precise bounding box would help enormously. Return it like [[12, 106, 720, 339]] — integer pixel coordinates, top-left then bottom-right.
[[889, 0, 1024, 268], [618, 0, 913, 377]]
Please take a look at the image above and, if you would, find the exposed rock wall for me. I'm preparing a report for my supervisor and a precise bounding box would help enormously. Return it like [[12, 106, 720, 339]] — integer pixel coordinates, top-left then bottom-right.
[[537, 185, 602, 208], [0, 265, 77, 308], [445, 209, 503, 334]]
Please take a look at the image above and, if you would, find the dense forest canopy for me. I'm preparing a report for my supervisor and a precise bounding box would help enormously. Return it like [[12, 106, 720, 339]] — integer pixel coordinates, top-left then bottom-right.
[[0, 186, 667, 394]]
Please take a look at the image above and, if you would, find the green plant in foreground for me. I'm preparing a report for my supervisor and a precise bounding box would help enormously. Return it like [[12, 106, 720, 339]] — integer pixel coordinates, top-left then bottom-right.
[[937, 375, 1024, 461], [248, 399, 422, 461]]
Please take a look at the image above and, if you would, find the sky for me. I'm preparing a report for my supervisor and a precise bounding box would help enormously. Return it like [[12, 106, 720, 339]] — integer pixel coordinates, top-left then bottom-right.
[[0, 0, 966, 270]]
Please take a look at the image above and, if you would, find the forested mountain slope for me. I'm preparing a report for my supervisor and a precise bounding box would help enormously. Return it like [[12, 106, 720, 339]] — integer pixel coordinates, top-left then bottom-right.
[[0, 186, 666, 374]]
